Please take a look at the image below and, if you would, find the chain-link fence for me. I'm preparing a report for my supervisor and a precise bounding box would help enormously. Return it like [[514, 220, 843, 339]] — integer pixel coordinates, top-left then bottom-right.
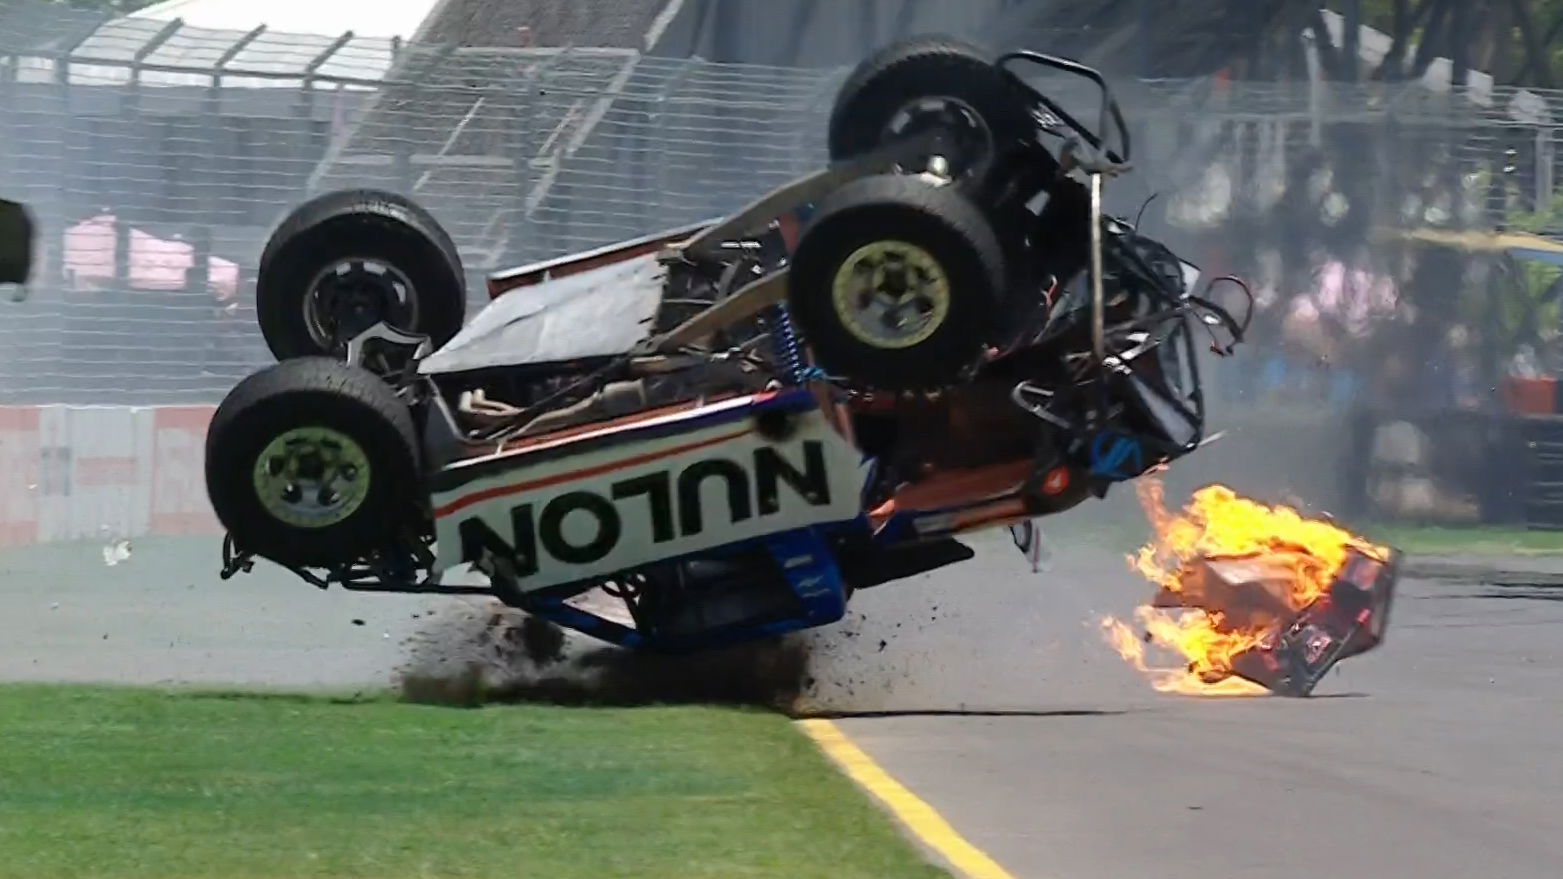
[[4, 0, 1563, 412]]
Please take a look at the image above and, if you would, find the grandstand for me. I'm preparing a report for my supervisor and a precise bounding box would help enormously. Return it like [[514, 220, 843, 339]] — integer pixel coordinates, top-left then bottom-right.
[[305, 0, 818, 279], [420, 0, 678, 49], [301, 0, 1302, 278]]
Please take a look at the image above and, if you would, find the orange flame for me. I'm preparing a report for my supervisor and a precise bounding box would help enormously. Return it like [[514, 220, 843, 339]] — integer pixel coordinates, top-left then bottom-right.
[[1102, 481, 1388, 696]]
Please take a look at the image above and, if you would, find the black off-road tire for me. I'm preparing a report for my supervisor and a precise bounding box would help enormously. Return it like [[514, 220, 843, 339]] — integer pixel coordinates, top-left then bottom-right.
[[828, 36, 1031, 174], [205, 357, 422, 569], [787, 175, 1005, 391], [257, 189, 466, 361]]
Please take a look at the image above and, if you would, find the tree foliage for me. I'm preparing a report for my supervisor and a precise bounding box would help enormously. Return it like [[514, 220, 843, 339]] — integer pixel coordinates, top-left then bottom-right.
[[1323, 0, 1563, 87], [1011, 2, 1563, 87]]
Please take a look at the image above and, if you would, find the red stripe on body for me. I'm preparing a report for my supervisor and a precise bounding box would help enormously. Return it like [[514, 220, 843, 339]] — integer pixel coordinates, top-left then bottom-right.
[[434, 427, 753, 519]]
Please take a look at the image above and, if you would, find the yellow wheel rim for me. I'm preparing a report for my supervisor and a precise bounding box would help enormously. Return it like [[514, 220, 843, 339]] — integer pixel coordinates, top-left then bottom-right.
[[830, 240, 952, 350], [251, 426, 372, 529]]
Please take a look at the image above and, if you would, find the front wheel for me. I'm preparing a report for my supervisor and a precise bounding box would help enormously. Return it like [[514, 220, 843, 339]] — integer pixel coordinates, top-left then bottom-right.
[[204, 357, 423, 569], [787, 175, 1006, 392]]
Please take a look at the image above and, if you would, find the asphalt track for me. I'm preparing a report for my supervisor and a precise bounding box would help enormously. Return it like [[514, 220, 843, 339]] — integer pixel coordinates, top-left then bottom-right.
[[0, 538, 437, 688], [818, 532, 1563, 879], [3, 508, 1561, 879]]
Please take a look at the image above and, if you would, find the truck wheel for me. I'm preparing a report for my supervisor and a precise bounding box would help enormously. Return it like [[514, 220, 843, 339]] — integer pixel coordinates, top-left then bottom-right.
[[257, 189, 466, 361], [787, 175, 1005, 391], [828, 36, 1030, 178], [205, 357, 422, 569]]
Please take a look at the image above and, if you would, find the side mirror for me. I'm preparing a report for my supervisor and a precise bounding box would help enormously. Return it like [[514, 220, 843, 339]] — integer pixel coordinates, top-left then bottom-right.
[[0, 198, 36, 287]]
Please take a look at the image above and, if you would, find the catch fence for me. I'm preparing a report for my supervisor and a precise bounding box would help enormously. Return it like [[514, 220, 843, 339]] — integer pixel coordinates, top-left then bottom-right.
[[3, 1, 1563, 414]]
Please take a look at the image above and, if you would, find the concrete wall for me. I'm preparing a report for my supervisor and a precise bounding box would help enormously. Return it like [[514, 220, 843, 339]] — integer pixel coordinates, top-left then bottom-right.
[[0, 404, 218, 547]]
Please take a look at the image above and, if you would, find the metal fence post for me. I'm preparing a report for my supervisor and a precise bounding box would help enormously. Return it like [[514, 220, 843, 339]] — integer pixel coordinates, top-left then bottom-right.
[[0, 51, 15, 184], [1343, 0, 1361, 82], [794, 67, 841, 174], [507, 47, 570, 263], [43, 15, 108, 293], [650, 55, 697, 220], [115, 19, 186, 378], [1538, 127, 1557, 212], [1137, 0, 1154, 79], [191, 25, 265, 300], [296, 32, 355, 199], [123, 17, 184, 228], [397, 43, 454, 195]]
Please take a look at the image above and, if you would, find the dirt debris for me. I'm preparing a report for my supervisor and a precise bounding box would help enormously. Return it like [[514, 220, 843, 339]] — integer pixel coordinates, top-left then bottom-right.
[[394, 598, 816, 712]]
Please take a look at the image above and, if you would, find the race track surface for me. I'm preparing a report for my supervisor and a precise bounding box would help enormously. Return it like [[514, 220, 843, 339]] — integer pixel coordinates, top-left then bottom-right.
[[0, 538, 448, 688], [821, 531, 1563, 879], [3, 513, 1560, 879]]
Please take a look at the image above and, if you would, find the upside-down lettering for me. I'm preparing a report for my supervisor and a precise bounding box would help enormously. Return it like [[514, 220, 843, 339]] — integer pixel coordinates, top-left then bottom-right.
[[455, 439, 841, 578]]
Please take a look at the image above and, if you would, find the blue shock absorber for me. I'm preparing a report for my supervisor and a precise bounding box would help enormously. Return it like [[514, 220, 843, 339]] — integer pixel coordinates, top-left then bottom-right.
[[769, 204, 826, 386], [770, 303, 816, 385]]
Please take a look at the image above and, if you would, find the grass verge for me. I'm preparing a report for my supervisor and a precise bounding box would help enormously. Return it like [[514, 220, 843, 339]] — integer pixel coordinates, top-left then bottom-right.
[[0, 685, 948, 879], [1034, 508, 1563, 560], [1355, 523, 1563, 557]]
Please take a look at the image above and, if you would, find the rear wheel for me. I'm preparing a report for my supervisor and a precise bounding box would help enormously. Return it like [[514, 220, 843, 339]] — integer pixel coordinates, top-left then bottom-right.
[[205, 357, 423, 569], [828, 36, 1031, 179], [787, 175, 1005, 392], [257, 190, 466, 361]]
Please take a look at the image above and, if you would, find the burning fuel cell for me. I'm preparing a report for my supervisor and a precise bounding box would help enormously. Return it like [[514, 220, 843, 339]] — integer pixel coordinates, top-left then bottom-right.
[[1151, 546, 1399, 696], [1102, 483, 1401, 698]]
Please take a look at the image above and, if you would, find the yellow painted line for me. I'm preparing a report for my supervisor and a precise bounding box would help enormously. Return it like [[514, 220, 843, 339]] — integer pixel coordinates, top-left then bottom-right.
[[798, 718, 1019, 879]]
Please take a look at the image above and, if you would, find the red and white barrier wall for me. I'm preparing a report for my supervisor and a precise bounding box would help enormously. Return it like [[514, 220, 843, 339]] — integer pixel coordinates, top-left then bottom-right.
[[0, 405, 220, 547]]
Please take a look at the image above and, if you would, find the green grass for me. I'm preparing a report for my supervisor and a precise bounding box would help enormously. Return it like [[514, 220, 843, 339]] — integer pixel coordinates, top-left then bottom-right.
[[0, 686, 948, 879], [1031, 507, 1563, 560], [1356, 523, 1563, 557]]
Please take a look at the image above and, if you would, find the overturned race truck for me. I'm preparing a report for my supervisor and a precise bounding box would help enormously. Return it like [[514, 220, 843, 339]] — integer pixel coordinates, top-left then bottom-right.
[[205, 37, 1263, 654]]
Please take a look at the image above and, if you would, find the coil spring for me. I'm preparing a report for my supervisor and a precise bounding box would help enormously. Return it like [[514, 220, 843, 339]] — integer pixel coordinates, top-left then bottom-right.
[[769, 303, 811, 385]]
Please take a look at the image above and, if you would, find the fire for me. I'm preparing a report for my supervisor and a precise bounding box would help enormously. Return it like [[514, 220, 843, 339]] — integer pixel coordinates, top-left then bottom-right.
[[1102, 481, 1388, 696]]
